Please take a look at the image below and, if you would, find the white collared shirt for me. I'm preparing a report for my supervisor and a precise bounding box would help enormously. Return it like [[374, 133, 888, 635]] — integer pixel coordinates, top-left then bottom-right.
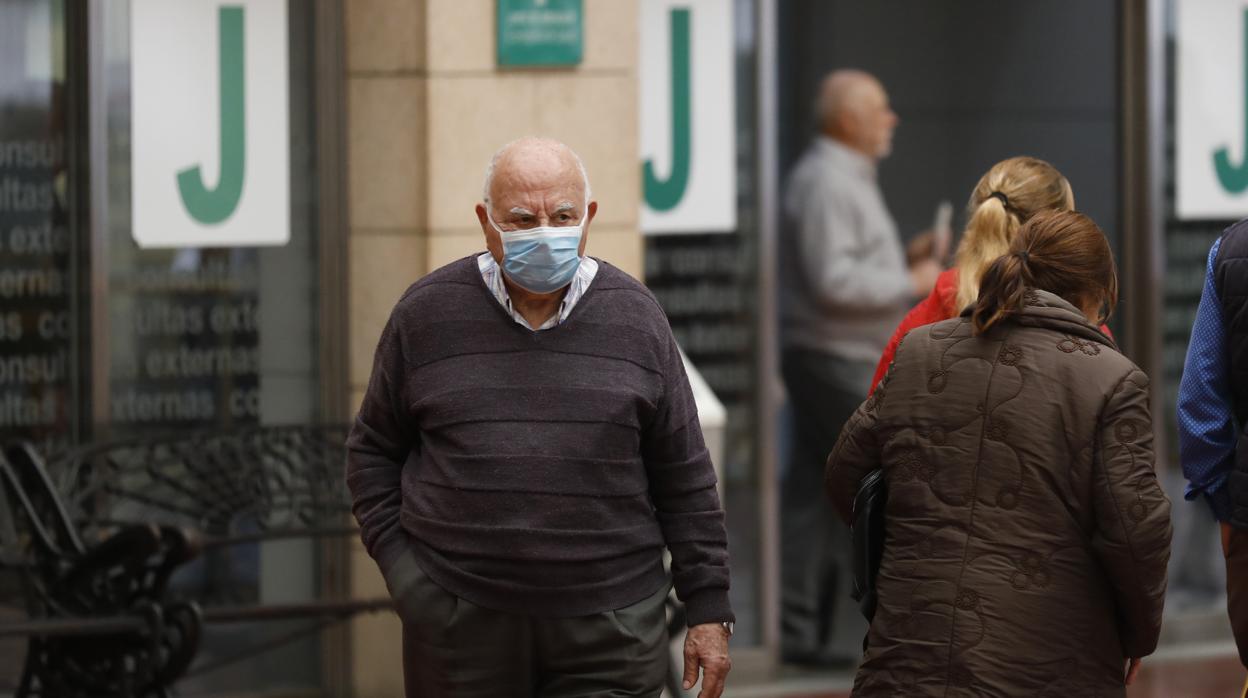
[[477, 252, 599, 331]]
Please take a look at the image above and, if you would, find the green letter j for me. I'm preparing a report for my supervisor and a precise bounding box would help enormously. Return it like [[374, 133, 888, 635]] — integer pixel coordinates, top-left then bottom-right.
[[178, 6, 246, 224], [643, 8, 691, 212], [1214, 8, 1248, 194]]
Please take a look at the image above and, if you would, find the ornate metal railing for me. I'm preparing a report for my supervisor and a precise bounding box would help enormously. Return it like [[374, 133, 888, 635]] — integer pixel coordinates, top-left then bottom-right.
[[0, 425, 391, 698]]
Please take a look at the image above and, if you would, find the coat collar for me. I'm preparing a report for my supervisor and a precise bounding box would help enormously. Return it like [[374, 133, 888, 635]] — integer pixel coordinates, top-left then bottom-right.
[[959, 288, 1117, 351]]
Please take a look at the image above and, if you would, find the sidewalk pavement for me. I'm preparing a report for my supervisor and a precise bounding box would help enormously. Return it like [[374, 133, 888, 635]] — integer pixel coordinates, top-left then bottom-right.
[[721, 645, 1246, 698]]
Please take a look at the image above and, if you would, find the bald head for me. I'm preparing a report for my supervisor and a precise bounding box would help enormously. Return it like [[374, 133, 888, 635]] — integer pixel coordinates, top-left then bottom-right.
[[482, 137, 591, 209], [816, 70, 898, 161]]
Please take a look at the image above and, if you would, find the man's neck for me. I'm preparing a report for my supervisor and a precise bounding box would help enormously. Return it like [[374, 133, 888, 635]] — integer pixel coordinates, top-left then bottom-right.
[[502, 275, 568, 328], [821, 131, 876, 164]]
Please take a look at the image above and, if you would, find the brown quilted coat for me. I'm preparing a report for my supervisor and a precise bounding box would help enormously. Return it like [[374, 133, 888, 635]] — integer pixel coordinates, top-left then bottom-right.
[[826, 290, 1172, 697]]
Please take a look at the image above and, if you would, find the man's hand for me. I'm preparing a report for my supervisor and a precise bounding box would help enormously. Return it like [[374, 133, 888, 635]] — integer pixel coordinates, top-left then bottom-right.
[[1124, 657, 1142, 685], [682, 623, 731, 698], [906, 228, 952, 267], [908, 258, 942, 297]]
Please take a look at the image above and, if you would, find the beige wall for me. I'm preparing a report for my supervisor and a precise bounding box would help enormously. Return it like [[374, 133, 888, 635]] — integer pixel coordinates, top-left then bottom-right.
[[342, 1, 641, 694]]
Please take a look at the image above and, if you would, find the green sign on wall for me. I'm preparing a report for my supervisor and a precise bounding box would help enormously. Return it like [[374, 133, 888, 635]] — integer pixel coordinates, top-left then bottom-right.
[[497, 0, 583, 67]]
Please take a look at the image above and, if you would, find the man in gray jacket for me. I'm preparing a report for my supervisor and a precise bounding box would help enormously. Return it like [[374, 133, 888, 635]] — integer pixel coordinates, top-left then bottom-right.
[[778, 69, 940, 665]]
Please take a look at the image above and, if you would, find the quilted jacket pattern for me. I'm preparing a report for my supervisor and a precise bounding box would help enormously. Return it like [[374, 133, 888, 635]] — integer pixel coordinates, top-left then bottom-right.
[[827, 290, 1172, 697]]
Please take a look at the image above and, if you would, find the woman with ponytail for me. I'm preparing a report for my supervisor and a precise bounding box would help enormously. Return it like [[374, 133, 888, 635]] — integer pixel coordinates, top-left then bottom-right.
[[826, 210, 1172, 696], [867, 156, 1112, 394]]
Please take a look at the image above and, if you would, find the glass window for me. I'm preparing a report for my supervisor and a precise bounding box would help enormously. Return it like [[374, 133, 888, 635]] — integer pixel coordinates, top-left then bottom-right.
[[644, 0, 763, 645], [1159, 0, 1232, 608], [0, 0, 78, 455], [0, 1, 76, 691], [98, 2, 328, 693]]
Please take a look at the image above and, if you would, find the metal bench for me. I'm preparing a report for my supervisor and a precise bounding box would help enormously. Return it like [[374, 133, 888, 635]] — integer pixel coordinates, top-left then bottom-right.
[[0, 425, 391, 698]]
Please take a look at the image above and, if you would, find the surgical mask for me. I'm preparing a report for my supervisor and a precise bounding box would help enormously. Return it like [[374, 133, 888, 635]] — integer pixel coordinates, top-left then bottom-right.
[[487, 207, 586, 294]]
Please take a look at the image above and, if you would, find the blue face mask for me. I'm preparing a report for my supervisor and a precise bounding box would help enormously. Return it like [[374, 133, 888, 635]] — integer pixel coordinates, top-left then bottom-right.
[[488, 207, 586, 294]]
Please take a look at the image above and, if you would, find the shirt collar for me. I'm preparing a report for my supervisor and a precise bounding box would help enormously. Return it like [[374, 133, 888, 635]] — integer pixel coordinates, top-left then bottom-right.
[[477, 253, 598, 331], [816, 135, 877, 180]]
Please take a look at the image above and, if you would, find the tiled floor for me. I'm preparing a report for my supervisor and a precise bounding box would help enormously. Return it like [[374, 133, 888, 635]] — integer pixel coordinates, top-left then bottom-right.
[[1128, 653, 1246, 698], [726, 652, 1246, 698]]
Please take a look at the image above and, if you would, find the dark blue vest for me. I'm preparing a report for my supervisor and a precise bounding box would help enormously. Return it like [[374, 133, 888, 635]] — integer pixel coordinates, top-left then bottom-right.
[[1215, 220, 1248, 527]]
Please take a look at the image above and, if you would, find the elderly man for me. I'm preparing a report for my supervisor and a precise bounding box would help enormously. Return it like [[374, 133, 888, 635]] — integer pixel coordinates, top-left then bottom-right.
[[778, 70, 941, 665], [347, 137, 734, 697]]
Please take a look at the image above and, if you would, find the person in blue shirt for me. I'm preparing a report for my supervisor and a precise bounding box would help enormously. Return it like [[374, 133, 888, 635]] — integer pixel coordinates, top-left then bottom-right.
[[1178, 223, 1248, 668]]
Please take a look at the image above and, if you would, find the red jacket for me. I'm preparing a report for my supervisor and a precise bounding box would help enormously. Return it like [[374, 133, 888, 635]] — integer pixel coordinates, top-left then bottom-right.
[[869, 268, 1113, 395]]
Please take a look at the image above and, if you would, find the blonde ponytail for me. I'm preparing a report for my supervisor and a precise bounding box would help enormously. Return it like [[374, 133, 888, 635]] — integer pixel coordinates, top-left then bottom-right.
[[955, 196, 1019, 311], [953, 157, 1075, 312]]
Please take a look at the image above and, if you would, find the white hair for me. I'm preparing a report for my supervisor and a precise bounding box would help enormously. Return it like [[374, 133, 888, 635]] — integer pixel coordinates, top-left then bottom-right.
[[481, 137, 592, 208]]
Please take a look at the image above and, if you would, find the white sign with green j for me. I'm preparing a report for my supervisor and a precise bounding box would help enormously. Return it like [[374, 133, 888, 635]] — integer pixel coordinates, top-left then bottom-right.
[[1177, 0, 1248, 219], [131, 0, 290, 248], [640, 0, 736, 235]]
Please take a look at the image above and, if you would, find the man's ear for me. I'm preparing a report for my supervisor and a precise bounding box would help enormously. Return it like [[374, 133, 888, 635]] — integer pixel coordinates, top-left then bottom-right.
[[478, 203, 503, 262], [838, 111, 857, 140], [578, 202, 596, 256]]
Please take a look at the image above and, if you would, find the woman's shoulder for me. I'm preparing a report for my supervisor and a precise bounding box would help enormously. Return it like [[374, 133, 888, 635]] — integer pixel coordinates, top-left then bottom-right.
[[892, 310, 1142, 392], [890, 315, 976, 372], [1007, 317, 1146, 398], [933, 267, 960, 311], [899, 269, 962, 334]]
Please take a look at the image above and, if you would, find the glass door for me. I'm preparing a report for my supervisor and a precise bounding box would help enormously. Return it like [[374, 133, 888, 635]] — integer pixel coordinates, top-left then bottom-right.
[[643, 0, 769, 652], [0, 0, 79, 455], [0, 1, 79, 692], [91, 2, 334, 693]]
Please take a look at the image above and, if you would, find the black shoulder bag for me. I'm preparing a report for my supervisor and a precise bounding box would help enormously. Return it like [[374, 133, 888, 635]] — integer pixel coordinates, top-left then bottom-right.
[[850, 468, 887, 621]]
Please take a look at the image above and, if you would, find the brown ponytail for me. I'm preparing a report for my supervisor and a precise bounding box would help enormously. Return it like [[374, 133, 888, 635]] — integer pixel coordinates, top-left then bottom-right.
[[970, 252, 1031, 335], [970, 209, 1118, 335]]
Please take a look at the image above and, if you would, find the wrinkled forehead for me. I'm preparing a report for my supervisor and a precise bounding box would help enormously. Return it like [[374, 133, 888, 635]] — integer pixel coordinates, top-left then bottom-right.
[[489, 155, 587, 213]]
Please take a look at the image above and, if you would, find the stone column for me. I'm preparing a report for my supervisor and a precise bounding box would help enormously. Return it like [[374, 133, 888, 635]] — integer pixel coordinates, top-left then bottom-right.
[[342, 2, 640, 694]]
